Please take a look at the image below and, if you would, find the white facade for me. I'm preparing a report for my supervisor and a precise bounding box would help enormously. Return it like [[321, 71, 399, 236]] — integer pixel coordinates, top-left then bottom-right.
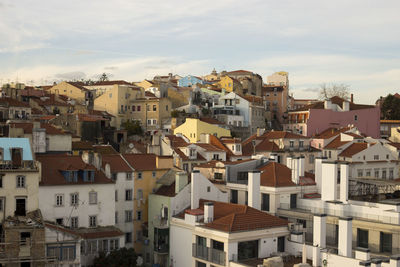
[[39, 183, 116, 228]]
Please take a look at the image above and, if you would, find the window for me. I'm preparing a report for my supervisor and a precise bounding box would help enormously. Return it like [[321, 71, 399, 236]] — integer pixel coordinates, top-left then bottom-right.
[[136, 230, 143, 242], [115, 212, 118, 224], [152, 119, 157, 125], [299, 141, 304, 148], [374, 155, 379, 160], [125, 210, 133, 222], [207, 186, 211, 192], [374, 169, 380, 178], [70, 193, 78, 206], [16, 175, 25, 188], [147, 119, 151, 125], [262, 193, 270, 211], [382, 169, 387, 179], [166, 105, 168, 111], [189, 149, 196, 157], [289, 141, 294, 148], [290, 194, 297, 209], [137, 172, 142, 179], [389, 169, 394, 179], [136, 211, 142, 221], [0, 198, 3, 211], [357, 228, 369, 248], [152, 171, 156, 178], [214, 173, 223, 180], [366, 169, 371, 177], [71, 217, 78, 228], [213, 154, 220, 160], [132, 105, 136, 111], [386, 154, 389, 159], [357, 169, 363, 178], [89, 215, 97, 227], [56, 218, 63, 225], [89, 192, 97, 205], [309, 154, 315, 164], [55, 194, 64, 207], [354, 115, 358, 121], [147, 105, 150, 111], [127, 173, 132, 180], [380, 232, 392, 253], [125, 189, 133, 201], [137, 189, 143, 200], [183, 163, 188, 172], [153, 105, 157, 111], [0, 174, 3, 187], [115, 190, 118, 202], [137, 105, 141, 111], [125, 232, 132, 243], [328, 151, 331, 158]]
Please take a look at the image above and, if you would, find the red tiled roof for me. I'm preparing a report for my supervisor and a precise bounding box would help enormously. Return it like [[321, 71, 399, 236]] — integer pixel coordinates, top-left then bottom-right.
[[91, 80, 132, 86], [313, 127, 351, 139], [291, 96, 375, 112], [344, 132, 364, 139], [174, 148, 206, 162], [45, 223, 123, 239], [32, 95, 70, 107], [89, 110, 115, 118], [77, 114, 107, 122], [10, 122, 67, 135], [258, 162, 296, 187], [196, 143, 225, 152], [122, 153, 158, 171], [37, 155, 113, 186], [240, 95, 263, 105], [324, 136, 350, 149], [19, 88, 47, 98], [165, 135, 189, 147], [66, 81, 88, 91], [72, 141, 94, 150], [154, 183, 177, 197], [197, 200, 288, 233], [338, 143, 369, 157], [227, 70, 253, 75], [199, 117, 223, 125], [0, 97, 30, 107], [102, 154, 133, 173], [93, 145, 118, 155]]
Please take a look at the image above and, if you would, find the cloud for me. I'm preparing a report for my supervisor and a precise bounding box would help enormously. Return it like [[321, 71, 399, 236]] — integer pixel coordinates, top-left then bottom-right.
[[55, 71, 86, 81]]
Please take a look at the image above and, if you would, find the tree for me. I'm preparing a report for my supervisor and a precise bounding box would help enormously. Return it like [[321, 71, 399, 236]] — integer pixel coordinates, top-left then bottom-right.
[[381, 94, 400, 120], [318, 83, 350, 100], [121, 120, 143, 136], [99, 73, 109, 82], [93, 247, 138, 267]]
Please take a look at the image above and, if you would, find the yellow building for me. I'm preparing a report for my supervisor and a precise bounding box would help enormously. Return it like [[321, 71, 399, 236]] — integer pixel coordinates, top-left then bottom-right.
[[123, 154, 173, 253], [134, 80, 155, 89], [216, 76, 243, 94], [94, 84, 171, 131], [173, 118, 231, 143], [49, 81, 91, 104]]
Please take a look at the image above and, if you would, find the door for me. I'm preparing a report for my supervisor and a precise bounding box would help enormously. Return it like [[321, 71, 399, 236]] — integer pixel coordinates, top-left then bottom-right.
[[16, 198, 26, 216], [231, 190, 238, 204], [277, 236, 285, 252], [290, 194, 297, 209]]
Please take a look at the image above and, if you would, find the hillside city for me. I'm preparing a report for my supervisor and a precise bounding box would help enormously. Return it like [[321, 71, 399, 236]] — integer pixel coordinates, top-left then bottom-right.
[[0, 70, 400, 267]]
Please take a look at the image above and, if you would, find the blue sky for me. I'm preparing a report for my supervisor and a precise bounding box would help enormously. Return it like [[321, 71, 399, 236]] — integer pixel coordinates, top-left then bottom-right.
[[0, 0, 399, 103]]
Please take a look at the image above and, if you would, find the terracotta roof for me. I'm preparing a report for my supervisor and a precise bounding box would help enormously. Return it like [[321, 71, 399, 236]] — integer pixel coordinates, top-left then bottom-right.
[[254, 139, 281, 152], [258, 162, 296, 187], [89, 110, 115, 118], [32, 95, 70, 107], [197, 200, 288, 233], [196, 143, 225, 152], [77, 114, 107, 122], [261, 131, 306, 140], [0, 97, 30, 107], [240, 95, 263, 105], [344, 132, 364, 139], [19, 88, 47, 98], [72, 141, 94, 150], [174, 148, 206, 161], [226, 70, 253, 75], [31, 108, 44, 115], [122, 153, 157, 171], [102, 154, 133, 173], [324, 136, 350, 149], [66, 81, 88, 91], [145, 91, 157, 98], [291, 96, 375, 112], [165, 135, 189, 147], [262, 85, 285, 93], [93, 145, 118, 155], [381, 120, 400, 124], [37, 154, 113, 186], [338, 143, 369, 157], [154, 183, 177, 197], [37, 115, 57, 121], [90, 80, 132, 86], [220, 137, 241, 144], [199, 117, 223, 125], [313, 127, 351, 139], [388, 143, 400, 150], [209, 135, 235, 159], [10, 122, 66, 135], [127, 140, 147, 153]]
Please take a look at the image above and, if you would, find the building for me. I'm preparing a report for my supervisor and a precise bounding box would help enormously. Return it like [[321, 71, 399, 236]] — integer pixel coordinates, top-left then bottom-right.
[[8, 122, 72, 153], [381, 120, 400, 139], [212, 92, 265, 135], [0, 138, 48, 266], [216, 76, 243, 94], [170, 171, 288, 267], [242, 130, 321, 173], [262, 85, 289, 124], [266, 71, 289, 87], [178, 75, 204, 87], [84, 80, 133, 97], [225, 70, 263, 96], [173, 118, 231, 143], [0, 97, 32, 121], [284, 96, 380, 138], [49, 81, 94, 106], [122, 154, 173, 255]]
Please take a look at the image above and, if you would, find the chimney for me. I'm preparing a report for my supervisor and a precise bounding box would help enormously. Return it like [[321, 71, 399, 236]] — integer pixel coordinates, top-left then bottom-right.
[[315, 157, 324, 193], [321, 161, 338, 201], [342, 100, 350, 111], [351, 93, 354, 103], [248, 171, 261, 210], [299, 156, 305, 177], [269, 153, 278, 162], [313, 214, 327, 248], [175, 172, 188, 194], [204, 202, 214, 223], [324, 99, 332, 110], [338, 217, 353, 257], [289, 157, 300, 185], [340, 163, 349, 203], [191, 170, 201, 209]]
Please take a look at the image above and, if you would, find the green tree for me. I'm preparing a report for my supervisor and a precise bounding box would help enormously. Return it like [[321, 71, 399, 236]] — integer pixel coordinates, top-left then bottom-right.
[[121, 120, 143, 136], [93, 247, 138, 267], [381, 94, 400, 120]]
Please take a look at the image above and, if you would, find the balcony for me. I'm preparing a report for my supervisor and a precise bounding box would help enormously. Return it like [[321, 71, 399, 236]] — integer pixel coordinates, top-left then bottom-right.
[[0, 160, 37, 171], [153, 217, 169, 229], [192, 244, 226, 266]]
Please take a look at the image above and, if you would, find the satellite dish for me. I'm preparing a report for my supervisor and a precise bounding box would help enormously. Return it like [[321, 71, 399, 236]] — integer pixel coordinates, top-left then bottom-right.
[[128, 143, 134, 149]]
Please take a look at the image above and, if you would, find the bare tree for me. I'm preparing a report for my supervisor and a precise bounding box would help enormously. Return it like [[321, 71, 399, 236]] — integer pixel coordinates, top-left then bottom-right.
[[318, 83, 350, 100]]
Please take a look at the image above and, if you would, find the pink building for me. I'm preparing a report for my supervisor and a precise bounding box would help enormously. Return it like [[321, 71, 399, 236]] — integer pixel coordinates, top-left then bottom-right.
[[284, 96, 380, 138]]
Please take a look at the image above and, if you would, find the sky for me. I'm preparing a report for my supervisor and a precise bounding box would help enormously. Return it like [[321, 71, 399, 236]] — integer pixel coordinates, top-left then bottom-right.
[[0, 0, 399, 104]]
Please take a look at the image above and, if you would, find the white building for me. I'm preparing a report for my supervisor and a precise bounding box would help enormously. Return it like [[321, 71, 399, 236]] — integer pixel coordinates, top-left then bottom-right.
[[170, 171, 289, 267]]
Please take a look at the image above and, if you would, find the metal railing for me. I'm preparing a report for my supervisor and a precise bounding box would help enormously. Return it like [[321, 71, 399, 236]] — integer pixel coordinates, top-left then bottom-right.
[[192, 244, 226, 265]]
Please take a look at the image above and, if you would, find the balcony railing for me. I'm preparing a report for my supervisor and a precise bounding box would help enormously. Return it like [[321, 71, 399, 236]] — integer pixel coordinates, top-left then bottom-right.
[[192, 244, 226, 266], [154, 243, 169, 254]]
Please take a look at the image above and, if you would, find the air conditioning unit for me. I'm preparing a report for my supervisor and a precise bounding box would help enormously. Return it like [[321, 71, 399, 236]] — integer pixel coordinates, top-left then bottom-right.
[[288, 223, 295, 231]]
